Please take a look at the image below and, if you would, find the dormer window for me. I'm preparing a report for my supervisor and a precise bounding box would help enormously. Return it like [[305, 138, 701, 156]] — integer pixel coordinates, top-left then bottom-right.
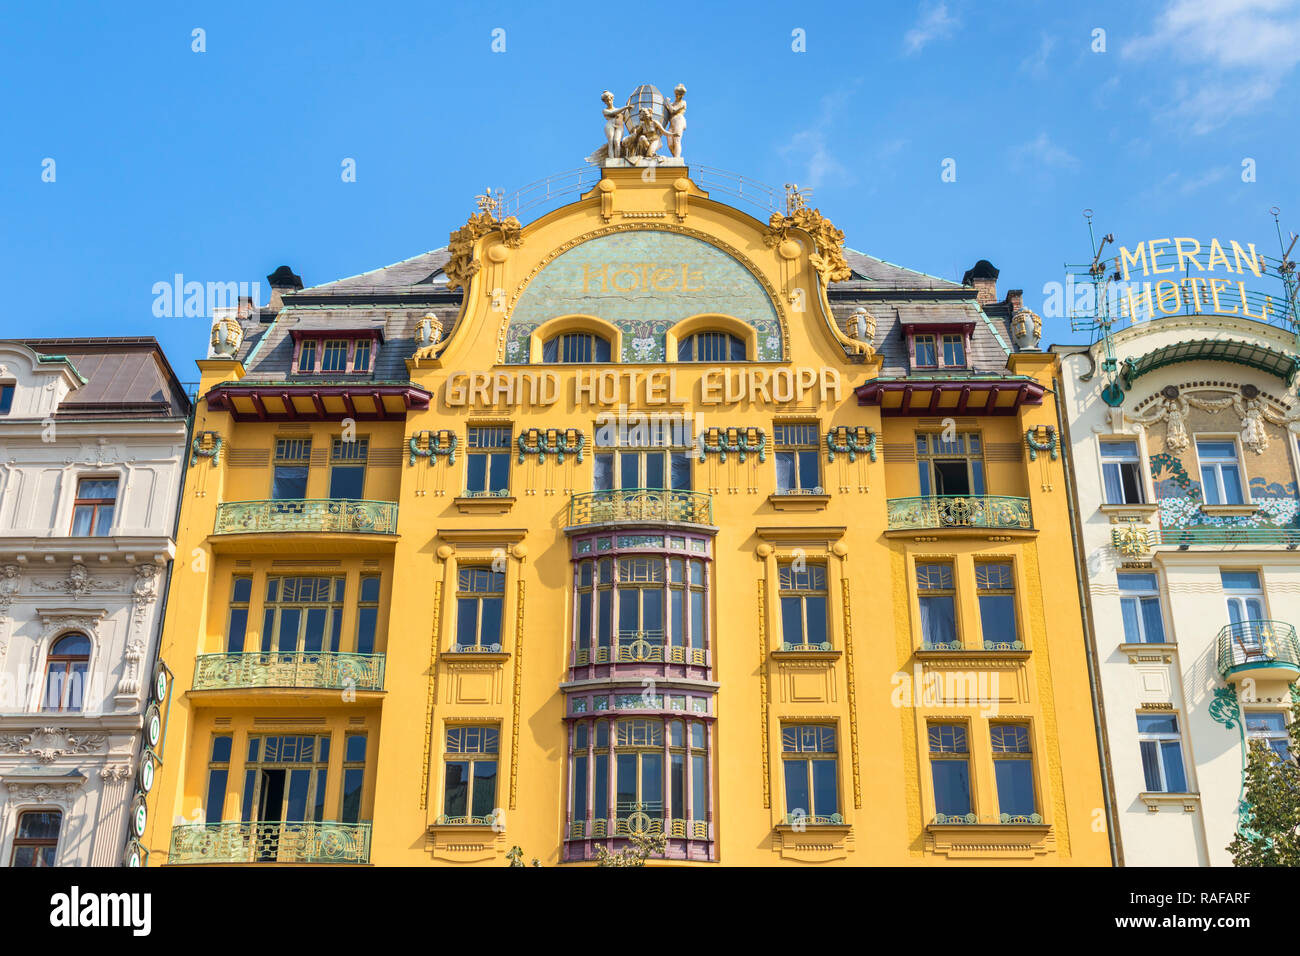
[[0, 383, 13, 414], [291, 330, 382, 374], [298, 340, 317, 373], [353, 339, 372, 372], [905, 322, 973, 371], [942, 334, 966, 366], [915, 334, 938, 367], [321, 340, 349, 372]]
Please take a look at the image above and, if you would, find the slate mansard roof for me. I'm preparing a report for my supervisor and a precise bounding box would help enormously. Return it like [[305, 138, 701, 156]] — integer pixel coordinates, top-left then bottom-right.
[[18, 337, 192, 419]]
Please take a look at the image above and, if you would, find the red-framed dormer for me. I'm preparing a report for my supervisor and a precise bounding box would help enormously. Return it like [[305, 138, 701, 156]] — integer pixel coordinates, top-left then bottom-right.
[[290, 328, 384, 375], [903, 319, 975, 372]]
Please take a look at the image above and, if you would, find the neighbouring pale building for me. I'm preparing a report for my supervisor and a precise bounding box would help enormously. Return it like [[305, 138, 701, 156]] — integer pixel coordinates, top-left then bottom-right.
[[0, 338, 190, 866]]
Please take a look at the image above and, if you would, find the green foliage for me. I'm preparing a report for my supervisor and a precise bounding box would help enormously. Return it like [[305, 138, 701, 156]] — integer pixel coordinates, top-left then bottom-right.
[[505, 845, 540, 867], [595, 832, 668, 867], [1228, 695, 1300, 866]]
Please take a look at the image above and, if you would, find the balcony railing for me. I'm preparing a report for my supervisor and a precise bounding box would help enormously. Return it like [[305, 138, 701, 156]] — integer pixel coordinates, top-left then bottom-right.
[[193, 652, 386, 692], [574, 630, 707, 666], [568, 488, 712, 527], [1216, 620, 1300, 678], [568, 817, 711, 840], [169, 821, 372, 864], [931, 813, 1043, 825], [1151, 526, 1300, 548], [213, 499, 398, 535], [887, 496, 1032, 532]]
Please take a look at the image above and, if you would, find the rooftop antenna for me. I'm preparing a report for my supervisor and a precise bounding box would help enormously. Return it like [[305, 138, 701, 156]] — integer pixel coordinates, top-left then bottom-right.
[[1076, 209, 1124, 405], [1272, 207, 1300, 342]]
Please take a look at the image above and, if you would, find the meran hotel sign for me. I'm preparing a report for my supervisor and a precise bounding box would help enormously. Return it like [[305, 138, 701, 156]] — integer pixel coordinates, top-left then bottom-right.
[[1117, 237, 1276, 320]]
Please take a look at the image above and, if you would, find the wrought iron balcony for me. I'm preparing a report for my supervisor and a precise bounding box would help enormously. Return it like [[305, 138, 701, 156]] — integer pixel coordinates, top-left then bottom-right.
[[1152, 526, 1300, 548], [193, 652, 386, 692], [931, 813, 1044, 825], [574, 629, 708, 666], [1216, 620, 1300, 681], [886, 495, 1032, 532], [213, 499, 398, 535], [568, 488, 712, 527], [169, 821, 371, 864], [568, 816, 711, 840]]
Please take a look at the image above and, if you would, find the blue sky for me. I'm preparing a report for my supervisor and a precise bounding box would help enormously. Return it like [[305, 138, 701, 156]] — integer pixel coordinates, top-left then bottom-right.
[[3, 0, 1297, 378]]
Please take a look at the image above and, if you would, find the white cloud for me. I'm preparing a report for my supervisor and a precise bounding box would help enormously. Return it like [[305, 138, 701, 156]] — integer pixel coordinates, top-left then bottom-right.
[[1016, 132, 1081, 171], [1020, 34, 1056, 76], [779, 89, 858, 189], [1138, 166, 1230, 204], [904, 2, 958, 54]]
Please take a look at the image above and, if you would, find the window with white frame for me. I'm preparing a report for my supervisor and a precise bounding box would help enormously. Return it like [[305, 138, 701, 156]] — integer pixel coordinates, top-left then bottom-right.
[[1117, 572, 1165, 644], [1222, 570, 1268, 660], [1137, 713, 1188, 793], [1197, 439, 1245, 505], [1100, 440, 1145, 504], [1245, 712, 1292, 762]]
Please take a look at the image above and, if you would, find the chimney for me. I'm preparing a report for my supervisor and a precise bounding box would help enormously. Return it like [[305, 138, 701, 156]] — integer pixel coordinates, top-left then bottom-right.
[[266, 265, 303, 312], [1005, 289, 1024, 313], [962, 259, 999, 306]]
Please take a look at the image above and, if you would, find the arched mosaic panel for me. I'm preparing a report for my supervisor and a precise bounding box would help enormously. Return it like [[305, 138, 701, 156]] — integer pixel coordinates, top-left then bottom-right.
[[505, 230, 783, 364]]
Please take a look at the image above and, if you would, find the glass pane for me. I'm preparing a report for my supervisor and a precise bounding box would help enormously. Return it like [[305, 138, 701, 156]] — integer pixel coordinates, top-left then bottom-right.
[[811, 758, 838, 816], [480, 597, 503, 645], [797, 451, 819, 490], [641, 753, 663, 810], [621, 453, 640, 490], [616, 753, 637, 812], [1200, 465, 1221, 505], [994, 760, 1035, 815], [272, 466, 308, 500], [456, 598, 479, 648], [594, 754, 608, 818], [574, 756, 589, 820], [931, 760, 972, 816], [577, 591, 592, 651], [355, 606, 377, 655], [1198, 441, 1236, 459], [780, 596, 803, 646], [328, 466, 365, 499], [277, 608, 301, 653], [593, 454, 613, 491], [444, 761, 468, 816], [783, 760, 810, 815], [286, 769, 310, 821], [775, 452, 795, 493], [341, 768, 364, 823], [594, 337, 611, 363], [645, 452, 664, 489], [689, 591, 704, 647], [70, 506, 92, 536], [917, 461, 931, 497], [1222, 571, 1262, 590], [1160, 741, 1187, 792], [1120, 597, 1141, 644], [804, 596, 827, 645], [1139, 597, 1165, 643], [1221, 466, 1244, 504], [979, 594, 1017, 644], [919, 595, 956, 646], [691, 753, 707, 818], [303, 608, 326, 654], [93, 505, 115, 535], [598, 591, 612, 647], [1137, 714, 1179, 734], [1120, 463, 1143, 503], [466, 455, 487, 493], [471, 761, 497, 817]]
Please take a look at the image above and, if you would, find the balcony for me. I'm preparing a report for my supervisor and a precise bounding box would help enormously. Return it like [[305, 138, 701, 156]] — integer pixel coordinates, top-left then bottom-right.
[[886, 495, 1032, 533], [169, 821, 371, 864], [1216, 620, 1300, 684], [568, 488, 712, 528], [575, 630, 708, 667], [192, 652, 386, 692], [213, 499, 398, 536]]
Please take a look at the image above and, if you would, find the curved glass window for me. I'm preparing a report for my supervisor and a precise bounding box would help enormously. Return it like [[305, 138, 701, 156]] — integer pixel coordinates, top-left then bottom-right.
[[543, 332, 612, 363], [678, 331, 744, 362], [43, 634, 91, 712]]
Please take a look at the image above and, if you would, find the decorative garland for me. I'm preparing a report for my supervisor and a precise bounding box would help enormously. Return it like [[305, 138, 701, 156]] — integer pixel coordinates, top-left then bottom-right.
[[518, 428, 585, 465], [190, 431, 223, 467], [1024, 426, 1059, 461], [698, 426, 766, 463], [409, 429, 457, 466], [825, 426, 876, 463]]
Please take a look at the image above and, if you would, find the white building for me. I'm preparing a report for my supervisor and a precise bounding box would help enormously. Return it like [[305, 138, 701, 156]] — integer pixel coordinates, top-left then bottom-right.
[[1056, 312, 1300, 866], [0, 339, 189, 866]]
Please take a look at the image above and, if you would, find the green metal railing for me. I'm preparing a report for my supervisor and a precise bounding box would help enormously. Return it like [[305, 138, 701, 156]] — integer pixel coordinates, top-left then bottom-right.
[[1152, 526, 1300, 548], [568, 488, 712, 527], [886, 496, 1032, 532], [213, 499, 398, 535], [931, 813, 1044, 825], [193, 652, 385, 692], [1216, 620, 1300, 678], [169, 821, 372, 864], [569, 817, 711, 840]]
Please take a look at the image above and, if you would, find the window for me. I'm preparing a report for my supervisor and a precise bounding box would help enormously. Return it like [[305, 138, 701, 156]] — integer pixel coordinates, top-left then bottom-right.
[[778, 562, 829, 650], [615, 557, 665, 655], [1100, 440, 1145, 504], [206, 735, 232, 823], [782, 725, 839, 822], [574, 553, 707, 665], [341, 734, 367, 823], [991, 724, 1036, 818], [1246, 712, 1291, 762], [297, 340, 317, 373], [774, 424, 821, 495], [615, 718, 666, 829], [443, 726, 499, 822], [942, 334, 966, 367], [466, 426, 511, 496], [543, 332, 612, 363], [917, 432, 984, 496], [355, 575, 380, 655], [1197, 440, 1245, 505], [678, 331, 744, 362], [976, 562, 1019, 650], [70, 477, 117, 535], [272, 439, 311, 499], [914, 334, 938, 367], [226, 575, 253, 651], [456, 568, 505, 651], [669, 557, 706, 655], [352, 338, 372, 372], [593, 417, 693, 492], [42, 633, 90, 712], [912, 332, 968, 369], [261, 576, 345, 654], [928, 723, 972, 817], [1223, 570, 1268, 661], [10, 811, 60, 867], [0, 384, 14, 414], [1137, 714, 1188, 792], [320, 339, 349, 372], [329, 437, 368, 499], [1117, 572, 1165, 644], [917, 562, 958, 649], [241, 735, 331, 827]]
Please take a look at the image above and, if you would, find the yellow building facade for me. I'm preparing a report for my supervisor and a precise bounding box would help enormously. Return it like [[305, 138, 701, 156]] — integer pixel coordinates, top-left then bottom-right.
[[142, 160, 1111, 865]]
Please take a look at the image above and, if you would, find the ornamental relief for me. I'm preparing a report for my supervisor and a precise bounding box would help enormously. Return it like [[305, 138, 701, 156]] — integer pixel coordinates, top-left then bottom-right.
[[0, 727, 109, 764]]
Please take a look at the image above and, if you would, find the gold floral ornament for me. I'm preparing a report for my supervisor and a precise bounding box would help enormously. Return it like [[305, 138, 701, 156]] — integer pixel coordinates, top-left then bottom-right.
[[763, 205, 852, 285], [443, 189, 524, 292], [1111, 524, 1150, 557]]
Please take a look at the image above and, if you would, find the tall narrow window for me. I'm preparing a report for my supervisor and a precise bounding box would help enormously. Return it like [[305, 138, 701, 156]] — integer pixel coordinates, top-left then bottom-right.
[[241, 735, 331, 826], [272, 439, 311, 499], [1117, 572, 1165, 644], [1100, 441, 1144, 504], [328, 437, 368, 499], [593, 417, 693, 492], [456, 568, 505, 651], [1245, 712, 1291, 762], [443, 726, 499, 822], [1223, 570, 1268, 662], [777, 562, 829, 650], [916, 432, 984, 496], [774, 424, 821, 495], [571, 721, 590, 834], [226, 576, 253, 652], [678, 331, 745, 362], [1137, 714, 1187, 792], [355, 575, 381, 655], [10, 811, 60, 867], [0, 384, 14, 414], [320, 339, 349, 372], [206, 735, 233, 823], [1197, 440, 1245, 505], [668, 557, 707, 656], [615, 719, 664, 829], [991, 724, 1036, 818], [466, 426, 511, 496], [916, 562, 958, 649], [914, 333, 938, 367], [976, 562, 1018, 650], [70, 477, 118, 535], [297, 340, 317, 373], [928, 723, 972, 817], [781, 725, 839, 822], [42, 633, 91, 712], [543, 332, 612, 363], [616, 557, 665, 658], [261, 576, 345, 654], [941, 333, 966, 367], [341, 734, 367, 823], [352, 338, 372, 372]]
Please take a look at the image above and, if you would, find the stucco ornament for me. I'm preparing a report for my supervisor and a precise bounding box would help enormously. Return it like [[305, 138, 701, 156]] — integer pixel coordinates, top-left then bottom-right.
[[443, 192, 523, 293], [412, 313, 445, 361], [0, 564, 19, 610], [33, 563, 113, 598], [763, 205, 851, 284], [0, 727, 109, 764], [846, 307, 876, 345], [624, 108, 670, 161], [1129, 386, 1191, 452], [1011, 307, 1043, 351], [208, 314, 244, 358]]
